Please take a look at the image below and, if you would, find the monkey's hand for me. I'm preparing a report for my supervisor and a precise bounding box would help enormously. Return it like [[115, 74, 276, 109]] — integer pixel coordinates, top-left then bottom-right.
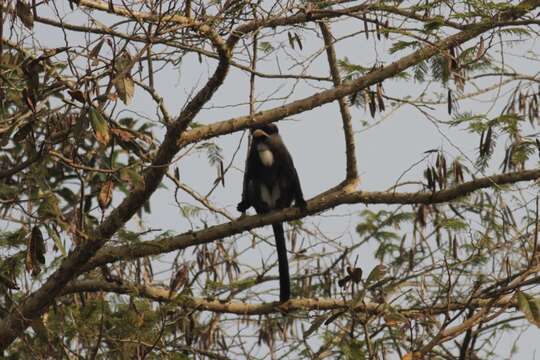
[[237, 201, 250, 213], [295, 198, 307, 212]]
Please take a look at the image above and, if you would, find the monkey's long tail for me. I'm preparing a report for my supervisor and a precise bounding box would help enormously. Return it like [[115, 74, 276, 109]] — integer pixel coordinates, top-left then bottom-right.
[[272, 222, 290, 302]]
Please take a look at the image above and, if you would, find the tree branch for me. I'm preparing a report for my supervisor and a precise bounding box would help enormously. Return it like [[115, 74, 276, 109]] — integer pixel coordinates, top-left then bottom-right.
[[319, 21, 358, 181], [82, 168, 540, 271], [63, 279, 518, 317], [179, 0, 540, 146], [0, 0, 232, 349]]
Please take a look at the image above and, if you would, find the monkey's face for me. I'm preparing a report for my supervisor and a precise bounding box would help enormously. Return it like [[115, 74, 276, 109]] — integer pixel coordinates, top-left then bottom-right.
[[252, 126, 277, 168], [251, 124, 279, 139]]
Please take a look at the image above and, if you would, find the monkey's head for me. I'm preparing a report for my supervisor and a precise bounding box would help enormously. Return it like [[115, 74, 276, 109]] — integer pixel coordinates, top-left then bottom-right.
[[251, 124, 279, 141]]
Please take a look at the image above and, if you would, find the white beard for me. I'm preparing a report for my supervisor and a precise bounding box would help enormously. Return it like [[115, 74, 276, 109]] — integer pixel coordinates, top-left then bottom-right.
[[257, 143, 274, 167]]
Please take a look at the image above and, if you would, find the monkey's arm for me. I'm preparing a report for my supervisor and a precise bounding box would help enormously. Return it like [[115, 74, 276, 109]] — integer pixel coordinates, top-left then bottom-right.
[[284, 154, 306, 210], [237, 146, 254, 212]]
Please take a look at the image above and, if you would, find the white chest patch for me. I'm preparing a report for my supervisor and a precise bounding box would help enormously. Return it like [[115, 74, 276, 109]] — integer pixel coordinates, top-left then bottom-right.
[[257, 144, 274, 167], [260, 183, 281, 208]]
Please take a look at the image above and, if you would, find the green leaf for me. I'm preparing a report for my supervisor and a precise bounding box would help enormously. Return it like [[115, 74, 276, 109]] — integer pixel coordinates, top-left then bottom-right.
[[38, 193, 61, 219], [517, 291, 540, 327], [259, 42, 274, 54], [120, 168, 145, 190], [366, 264, 387, 285], [423, 15, 445, 32], [89, 39, 105, 62], [440, 218, 468, 231], [303, 314, 327, 339], [89, 107, 111, 145], [16, 0, 34, 30], [45, 224, 66, 256], [113, 74, 135, 105], [389, 40, 418, 54]]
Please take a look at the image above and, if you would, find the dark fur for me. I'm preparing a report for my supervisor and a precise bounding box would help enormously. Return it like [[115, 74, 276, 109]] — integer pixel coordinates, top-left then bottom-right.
[[237, 124, 306, 302]]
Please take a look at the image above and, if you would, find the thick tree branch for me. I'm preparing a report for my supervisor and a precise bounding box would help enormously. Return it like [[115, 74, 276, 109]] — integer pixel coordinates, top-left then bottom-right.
[[81, 168, 540, 271], [63, 279, 517, 317], [319, 21, 358, 181], [0, 151, 43, 180], [0, 0, 232, 349], [1, 0, 538, 352], [179, 0, 540, 146]]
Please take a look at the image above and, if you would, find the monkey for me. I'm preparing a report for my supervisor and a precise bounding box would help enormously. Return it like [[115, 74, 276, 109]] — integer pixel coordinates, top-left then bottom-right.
[[237, 123, 306, 302]]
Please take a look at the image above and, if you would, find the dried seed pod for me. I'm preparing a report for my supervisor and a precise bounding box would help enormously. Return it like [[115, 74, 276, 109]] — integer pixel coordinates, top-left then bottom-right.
[[483, 126, 492, 156], [452, 159, 464, 183], [416, 205, 426, 228], [363, 15, 369, 39], [376, 82, 385, 112], [447, 89, 452, 115], [363, 89, 370, 110], [519, 92, 526, 112], [351, 91, 359, 105], [287, 32, 295, 49], [369, 90, 376, 118], [449, 46, 458, 70], [424, 167, 434, 191], [294, 33, 303, 50], [476, 36, 485, 60], [98, 179, 114, 210], [479, 130, 485, 156]]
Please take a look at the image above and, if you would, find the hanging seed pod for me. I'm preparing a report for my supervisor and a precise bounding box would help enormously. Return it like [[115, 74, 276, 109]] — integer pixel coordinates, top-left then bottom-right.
[[507, 98, 516, 114], [98, 179, 114, 210], [376, 82, 385, 111], [375, 17, 381, 40], [441, 153, 447, 185], [452, 159, 464, 183], [424, 167, 434, 191], [436, 154, 446, 189], [287, 32, 295, 49], [476, 36, 485, 60], [455, 72, 465, 92], [479, 130, 485, 156], [502, 146, 511, 172], [448, 48, 455, 73], [450, 46, 458, 70], [170, 264, 189, 293], [483, 126, 492, 156], [294, 33, 303, 50], [369, 90, 376, 118], [31, 226, 45, 265], [518, 92, 525, 112], [447, 89, 452, 115], [363, 89, 370, 111], [351, 91, 359, 105], [384, 20, 389, 39], [416, 205, 426, 228], [529, 98, 536, 124], [432, 166, 443, 190], [363, 14, 369, 39]]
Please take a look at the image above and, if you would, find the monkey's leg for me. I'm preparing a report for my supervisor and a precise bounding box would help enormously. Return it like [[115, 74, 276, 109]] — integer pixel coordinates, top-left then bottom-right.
[[271, 223, 290, 302]]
